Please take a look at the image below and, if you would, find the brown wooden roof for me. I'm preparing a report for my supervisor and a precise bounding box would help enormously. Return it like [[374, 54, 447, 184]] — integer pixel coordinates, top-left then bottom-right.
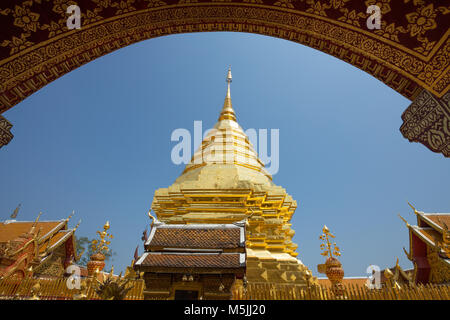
[[147, 225, 243, 250], [39, 230, 73, 254], [424, 214, 450, 230], [0, 221, 63, 243], [412, 227, 442, 246], [139, 253, 243, 269]]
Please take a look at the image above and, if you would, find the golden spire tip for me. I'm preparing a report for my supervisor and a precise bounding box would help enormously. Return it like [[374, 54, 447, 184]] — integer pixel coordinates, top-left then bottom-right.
[[227, 66, 232, 82], [407, 201, 419, 215], [398, 214, 410, 227]]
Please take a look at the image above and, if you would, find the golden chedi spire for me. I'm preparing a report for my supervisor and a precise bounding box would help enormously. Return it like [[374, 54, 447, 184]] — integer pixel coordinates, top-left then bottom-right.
[[181, 68, 271, 180], [151, 68, 314, 286]]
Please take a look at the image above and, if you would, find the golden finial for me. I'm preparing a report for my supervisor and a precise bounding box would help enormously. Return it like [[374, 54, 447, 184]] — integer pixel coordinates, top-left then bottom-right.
[[34, 211, 43, 224], [226, 66, 232, 99], [74, 219, 82, 231], [403, 247, 412, 260], [91, 221, 113, 255], [29, 212, 43, 235], [398, 214, 410, 227], [219, 67, 236, 121], [66, 210, 75, 221], [319, 225, 341, 258], [108, 266, 114, 279], [407, 201, 419, 215]]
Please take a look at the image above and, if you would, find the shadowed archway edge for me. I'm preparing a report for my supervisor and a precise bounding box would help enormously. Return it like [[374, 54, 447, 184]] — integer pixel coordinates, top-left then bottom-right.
[[1, 3, 449, 114]]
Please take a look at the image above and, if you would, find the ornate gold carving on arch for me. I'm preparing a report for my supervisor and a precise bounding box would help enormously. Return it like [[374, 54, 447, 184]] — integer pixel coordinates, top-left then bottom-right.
[[0, 0, 448, 155]]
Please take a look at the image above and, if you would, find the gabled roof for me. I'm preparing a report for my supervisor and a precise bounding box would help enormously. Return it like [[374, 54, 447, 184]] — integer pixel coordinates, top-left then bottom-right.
[[136, 252, 245, 270], [416, 213, 450, 233], [136, 220, 246, 273], [0, 217, 80, 262], [145, 223, 245, 250], [0, 220, 64, 243], [410, 226, 442, 247]]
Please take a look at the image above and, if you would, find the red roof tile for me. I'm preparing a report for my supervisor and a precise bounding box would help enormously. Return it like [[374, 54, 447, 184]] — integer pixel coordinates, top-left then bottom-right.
[[140, 253, 242, 269], [148, 227, 242, 249]]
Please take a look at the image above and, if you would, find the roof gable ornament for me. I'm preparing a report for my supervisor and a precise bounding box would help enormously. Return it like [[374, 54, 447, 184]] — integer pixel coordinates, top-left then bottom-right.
[[407, 202, 420, 215], [147, 209, 164, 229], [10, 203, 21, 220]]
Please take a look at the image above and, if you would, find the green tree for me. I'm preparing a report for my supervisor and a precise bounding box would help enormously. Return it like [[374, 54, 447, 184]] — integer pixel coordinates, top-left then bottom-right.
[[75, 236, 116, 267]]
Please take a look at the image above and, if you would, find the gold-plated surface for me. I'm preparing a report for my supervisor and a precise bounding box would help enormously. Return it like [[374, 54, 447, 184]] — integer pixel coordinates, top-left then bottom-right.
[[91, 221, 113, 255], [151, 70, 314, 285], [317, 225, 344, 296], [319, 225, 341, 258], [87, 221, 114, 276]]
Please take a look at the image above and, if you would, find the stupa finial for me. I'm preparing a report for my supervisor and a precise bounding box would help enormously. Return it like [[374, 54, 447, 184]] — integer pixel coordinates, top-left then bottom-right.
[[219, 66, 236, 121], [226, 66, 232, 98]]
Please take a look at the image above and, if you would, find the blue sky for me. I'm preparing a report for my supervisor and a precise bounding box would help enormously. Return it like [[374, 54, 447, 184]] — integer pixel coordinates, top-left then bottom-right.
[[1, 32, 449, 277]]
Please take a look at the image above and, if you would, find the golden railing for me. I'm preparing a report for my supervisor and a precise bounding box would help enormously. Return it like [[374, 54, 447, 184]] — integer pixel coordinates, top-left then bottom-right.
[[1, 278, 449, 300], [232, 282, 450, 300], [0, 278, 145, 300]]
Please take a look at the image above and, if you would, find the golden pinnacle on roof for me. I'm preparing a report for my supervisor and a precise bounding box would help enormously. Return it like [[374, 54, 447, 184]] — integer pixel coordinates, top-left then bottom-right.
[[398, 214, 410, 227], [66, 210, 75, 222], [91, 221, 113, 255], [29, 211, 43, 235], [407, 201, 419, 215], [319, 225, 341, 258]]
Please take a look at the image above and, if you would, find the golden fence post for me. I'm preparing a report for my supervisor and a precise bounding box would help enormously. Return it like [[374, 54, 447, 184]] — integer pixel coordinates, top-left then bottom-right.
[[350, 284, 357, 300], [349, 284, 356, 300], [348, 284, 355, 300]]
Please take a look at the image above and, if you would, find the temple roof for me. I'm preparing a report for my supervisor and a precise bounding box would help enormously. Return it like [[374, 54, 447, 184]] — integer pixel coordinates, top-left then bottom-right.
[[0, 215, 80, 260], [410, 226, 443, 247], [401, 204, 450, 235], [136, 252, 245, 270], [399, 205, 450, 268], [135, 221, 246, 273], [145, 223, 245, 250], [417, 213, 450, 233], [0, 221, 62, 243]]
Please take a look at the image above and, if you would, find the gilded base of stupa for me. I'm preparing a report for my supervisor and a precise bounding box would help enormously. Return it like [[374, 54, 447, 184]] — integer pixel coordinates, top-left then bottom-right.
[[246, 249, 314, 285], [152, 164, 316, 286]]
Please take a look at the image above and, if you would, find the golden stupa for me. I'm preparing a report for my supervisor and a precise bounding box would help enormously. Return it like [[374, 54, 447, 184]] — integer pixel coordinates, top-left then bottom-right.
[[151, 68, 314, 285]]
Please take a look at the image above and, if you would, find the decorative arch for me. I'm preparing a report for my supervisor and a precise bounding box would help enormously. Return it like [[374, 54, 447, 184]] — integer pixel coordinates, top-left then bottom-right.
[[0, 0, 448, 155]]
